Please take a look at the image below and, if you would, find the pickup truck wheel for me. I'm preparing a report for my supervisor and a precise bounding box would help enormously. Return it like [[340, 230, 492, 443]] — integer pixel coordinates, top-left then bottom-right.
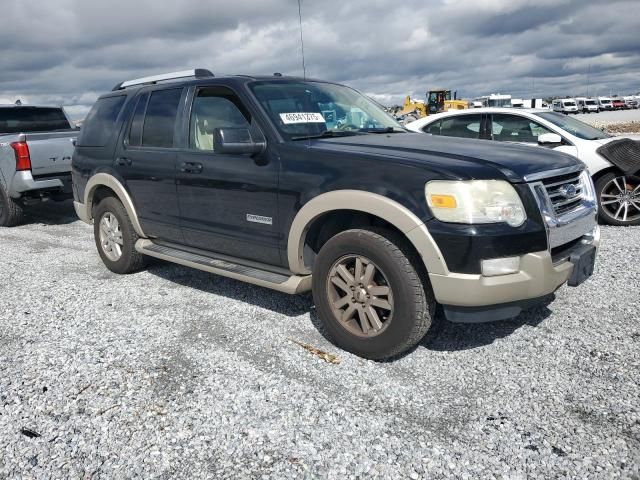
[[312, 228, 434, 360], [595, 173, 640, 226], [94, 196, 147, 274], [0, 184, 25, 227]]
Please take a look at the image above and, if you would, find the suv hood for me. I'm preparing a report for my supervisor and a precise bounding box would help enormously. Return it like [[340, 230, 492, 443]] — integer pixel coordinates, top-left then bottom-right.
[[308, 132, 581, 182]]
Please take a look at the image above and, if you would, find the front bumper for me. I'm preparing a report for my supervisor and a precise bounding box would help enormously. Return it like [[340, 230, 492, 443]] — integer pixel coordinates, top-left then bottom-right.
[[431, 225, 599, 306], [431, 225, 599, 321]]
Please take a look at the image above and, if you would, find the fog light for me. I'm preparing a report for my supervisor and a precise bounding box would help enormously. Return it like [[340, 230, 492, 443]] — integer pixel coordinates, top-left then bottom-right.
[[481, 257, 520, 277]]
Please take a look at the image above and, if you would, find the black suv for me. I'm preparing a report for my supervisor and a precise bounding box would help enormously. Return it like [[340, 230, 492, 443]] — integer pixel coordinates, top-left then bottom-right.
[[72, 69, 600, 359]]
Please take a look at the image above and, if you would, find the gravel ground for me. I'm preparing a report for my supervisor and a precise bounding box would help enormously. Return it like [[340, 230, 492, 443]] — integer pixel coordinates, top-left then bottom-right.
[[1, 201, 639, 479]]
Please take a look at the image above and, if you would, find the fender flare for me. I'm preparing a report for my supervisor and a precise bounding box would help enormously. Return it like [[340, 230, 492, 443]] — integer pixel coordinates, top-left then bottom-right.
[[286, 190, 447, 276], [83, 173, 147, 238]]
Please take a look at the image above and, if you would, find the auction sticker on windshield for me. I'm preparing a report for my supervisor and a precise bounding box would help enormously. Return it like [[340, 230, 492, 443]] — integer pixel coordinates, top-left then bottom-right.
[[280, 112, 326, 124]]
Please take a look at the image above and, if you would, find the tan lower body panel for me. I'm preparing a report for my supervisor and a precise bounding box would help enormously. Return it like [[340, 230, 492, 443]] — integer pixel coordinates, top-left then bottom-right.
[[429, 250, 574, 307]]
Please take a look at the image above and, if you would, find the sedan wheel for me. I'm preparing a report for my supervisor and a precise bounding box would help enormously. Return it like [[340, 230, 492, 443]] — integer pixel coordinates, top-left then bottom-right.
[[596, 173, 640, 226]]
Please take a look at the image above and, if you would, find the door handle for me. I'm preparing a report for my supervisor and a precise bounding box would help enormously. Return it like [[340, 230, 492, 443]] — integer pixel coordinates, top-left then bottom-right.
[[180, 162, 203, 174], [115, 157, 132, 167]]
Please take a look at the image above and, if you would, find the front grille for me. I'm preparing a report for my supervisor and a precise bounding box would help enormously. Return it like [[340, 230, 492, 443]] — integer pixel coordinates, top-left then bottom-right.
[[541, 171, 584, 216]]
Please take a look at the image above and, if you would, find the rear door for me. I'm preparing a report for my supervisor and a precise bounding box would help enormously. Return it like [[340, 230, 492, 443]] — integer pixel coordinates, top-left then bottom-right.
[[114, 87, 184, 242], [175, 85, 280, 266], [438, 114, 486, 140]]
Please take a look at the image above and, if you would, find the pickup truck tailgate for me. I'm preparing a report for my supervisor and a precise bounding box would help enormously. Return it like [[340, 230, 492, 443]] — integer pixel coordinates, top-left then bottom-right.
[[24, 131, 77, 177]]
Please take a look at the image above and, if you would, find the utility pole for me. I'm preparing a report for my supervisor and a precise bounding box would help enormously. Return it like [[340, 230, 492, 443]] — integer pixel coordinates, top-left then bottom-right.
[[586, 64, 590, 97]]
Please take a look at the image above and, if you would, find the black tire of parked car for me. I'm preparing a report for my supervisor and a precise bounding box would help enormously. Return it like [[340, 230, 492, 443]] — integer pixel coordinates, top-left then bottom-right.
[[312, 228, 435, 360], [0, 184, 25, 227], [595, 172, 640, 226], [93, 196, 147, 274]]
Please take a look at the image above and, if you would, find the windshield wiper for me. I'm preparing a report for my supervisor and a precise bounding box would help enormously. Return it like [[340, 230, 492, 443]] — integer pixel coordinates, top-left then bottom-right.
[[291, 131, 361, 141], [358, 127, 405, 133]]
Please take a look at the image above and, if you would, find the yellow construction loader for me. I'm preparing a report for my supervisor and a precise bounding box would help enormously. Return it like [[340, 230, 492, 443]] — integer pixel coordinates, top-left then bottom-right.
[[399, 89, 468, 122]]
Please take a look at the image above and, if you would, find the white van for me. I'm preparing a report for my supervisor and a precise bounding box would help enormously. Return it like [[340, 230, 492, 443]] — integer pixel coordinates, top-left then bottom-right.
[[575, 97, 599, 113], [552, 98, 579, 114], [597, 97, 613, 111]]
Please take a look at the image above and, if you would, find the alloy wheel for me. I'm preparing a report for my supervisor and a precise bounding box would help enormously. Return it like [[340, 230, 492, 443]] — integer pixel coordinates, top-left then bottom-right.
[[599, 175, 640, 223], [326, 255, 394, 337], [99, 212, 124, 262]]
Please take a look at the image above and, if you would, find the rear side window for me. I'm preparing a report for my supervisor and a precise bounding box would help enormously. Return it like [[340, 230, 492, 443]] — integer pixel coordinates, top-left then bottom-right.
[[78, 96, 126, 146], [142, 88, 183, 148], [439, 115, 482, 139], [0, 107, 71, 134], [128, 93, 149, 147]]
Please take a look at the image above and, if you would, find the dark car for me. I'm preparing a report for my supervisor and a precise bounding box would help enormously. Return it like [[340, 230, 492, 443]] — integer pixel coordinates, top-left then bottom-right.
[[72, 69, 600, 360]]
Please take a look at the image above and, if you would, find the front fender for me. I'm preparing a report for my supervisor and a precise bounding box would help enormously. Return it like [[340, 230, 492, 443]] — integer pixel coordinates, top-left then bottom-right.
[[286, 189, 448, 276]]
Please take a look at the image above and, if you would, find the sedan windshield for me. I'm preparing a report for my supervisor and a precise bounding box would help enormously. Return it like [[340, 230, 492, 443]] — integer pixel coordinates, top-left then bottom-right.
[[250, 80, 404, 140], [537, 111, 610, 140]]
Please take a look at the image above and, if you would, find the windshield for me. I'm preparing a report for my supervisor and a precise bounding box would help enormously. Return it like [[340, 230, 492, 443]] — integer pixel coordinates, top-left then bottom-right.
[[250, 80, 403, 139], [586, 100, 597, 105], [488, 99, 512, 108], [564, 101, 576, 106], [600, 99, 611, 104], [538, 111, 610, 140]]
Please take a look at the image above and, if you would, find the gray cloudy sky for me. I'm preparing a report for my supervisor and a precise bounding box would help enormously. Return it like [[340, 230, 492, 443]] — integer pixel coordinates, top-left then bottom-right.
[[1, 0, 638, 118]]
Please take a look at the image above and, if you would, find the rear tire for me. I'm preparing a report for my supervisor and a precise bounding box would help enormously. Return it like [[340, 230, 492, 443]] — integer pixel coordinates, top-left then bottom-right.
[[595, 172, 640, 226], [312, 228, 435, 360], [93, 196, 147, 274], [0, 184, 25, 227]]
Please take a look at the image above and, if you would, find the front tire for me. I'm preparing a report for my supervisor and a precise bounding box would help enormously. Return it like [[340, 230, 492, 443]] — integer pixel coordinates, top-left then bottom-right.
[[0, 184, 25, 227], [93, 196, 147, 274], [595, 172, 640, 226], [312, 228, 435, 360]]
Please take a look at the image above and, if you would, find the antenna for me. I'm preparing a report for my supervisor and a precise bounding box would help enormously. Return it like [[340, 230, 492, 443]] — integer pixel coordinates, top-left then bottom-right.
[[297, 0, 306, 79]]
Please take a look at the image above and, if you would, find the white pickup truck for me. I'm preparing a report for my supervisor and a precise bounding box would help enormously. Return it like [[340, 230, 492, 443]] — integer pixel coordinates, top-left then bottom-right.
[[0, 103, 78, 226]]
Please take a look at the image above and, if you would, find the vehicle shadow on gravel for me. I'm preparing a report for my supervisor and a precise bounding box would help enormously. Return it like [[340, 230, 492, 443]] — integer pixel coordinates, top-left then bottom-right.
[[147, 263, 313, 317], [305, 295, 555, 359], [20, 199, 78, 226], [419, 296, 555, 353], [149, 261, 554, 356]]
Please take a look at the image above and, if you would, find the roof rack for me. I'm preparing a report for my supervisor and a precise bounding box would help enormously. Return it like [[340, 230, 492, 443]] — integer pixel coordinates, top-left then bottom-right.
[[112, 68, 214, 91]]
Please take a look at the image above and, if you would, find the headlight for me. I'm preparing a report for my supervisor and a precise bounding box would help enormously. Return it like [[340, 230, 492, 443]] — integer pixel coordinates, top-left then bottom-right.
[[425, 180, 526, 227], [580, 170, 596, 202]]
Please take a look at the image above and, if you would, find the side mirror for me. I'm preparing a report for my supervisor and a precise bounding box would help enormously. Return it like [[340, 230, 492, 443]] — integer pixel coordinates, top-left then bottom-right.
[[213, 127, 265, 155], [538, 133, 562, 145]]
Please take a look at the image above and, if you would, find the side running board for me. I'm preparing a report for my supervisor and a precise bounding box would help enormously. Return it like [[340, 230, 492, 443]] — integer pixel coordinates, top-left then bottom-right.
[[135, 239, 311, 294]]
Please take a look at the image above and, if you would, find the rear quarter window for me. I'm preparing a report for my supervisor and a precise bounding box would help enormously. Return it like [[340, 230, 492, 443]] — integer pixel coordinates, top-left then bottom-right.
[[78, 96, 127, 147]]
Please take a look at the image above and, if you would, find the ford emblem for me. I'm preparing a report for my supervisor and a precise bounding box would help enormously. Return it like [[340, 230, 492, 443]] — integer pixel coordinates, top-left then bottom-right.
[[559, 184, 578, 198]]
